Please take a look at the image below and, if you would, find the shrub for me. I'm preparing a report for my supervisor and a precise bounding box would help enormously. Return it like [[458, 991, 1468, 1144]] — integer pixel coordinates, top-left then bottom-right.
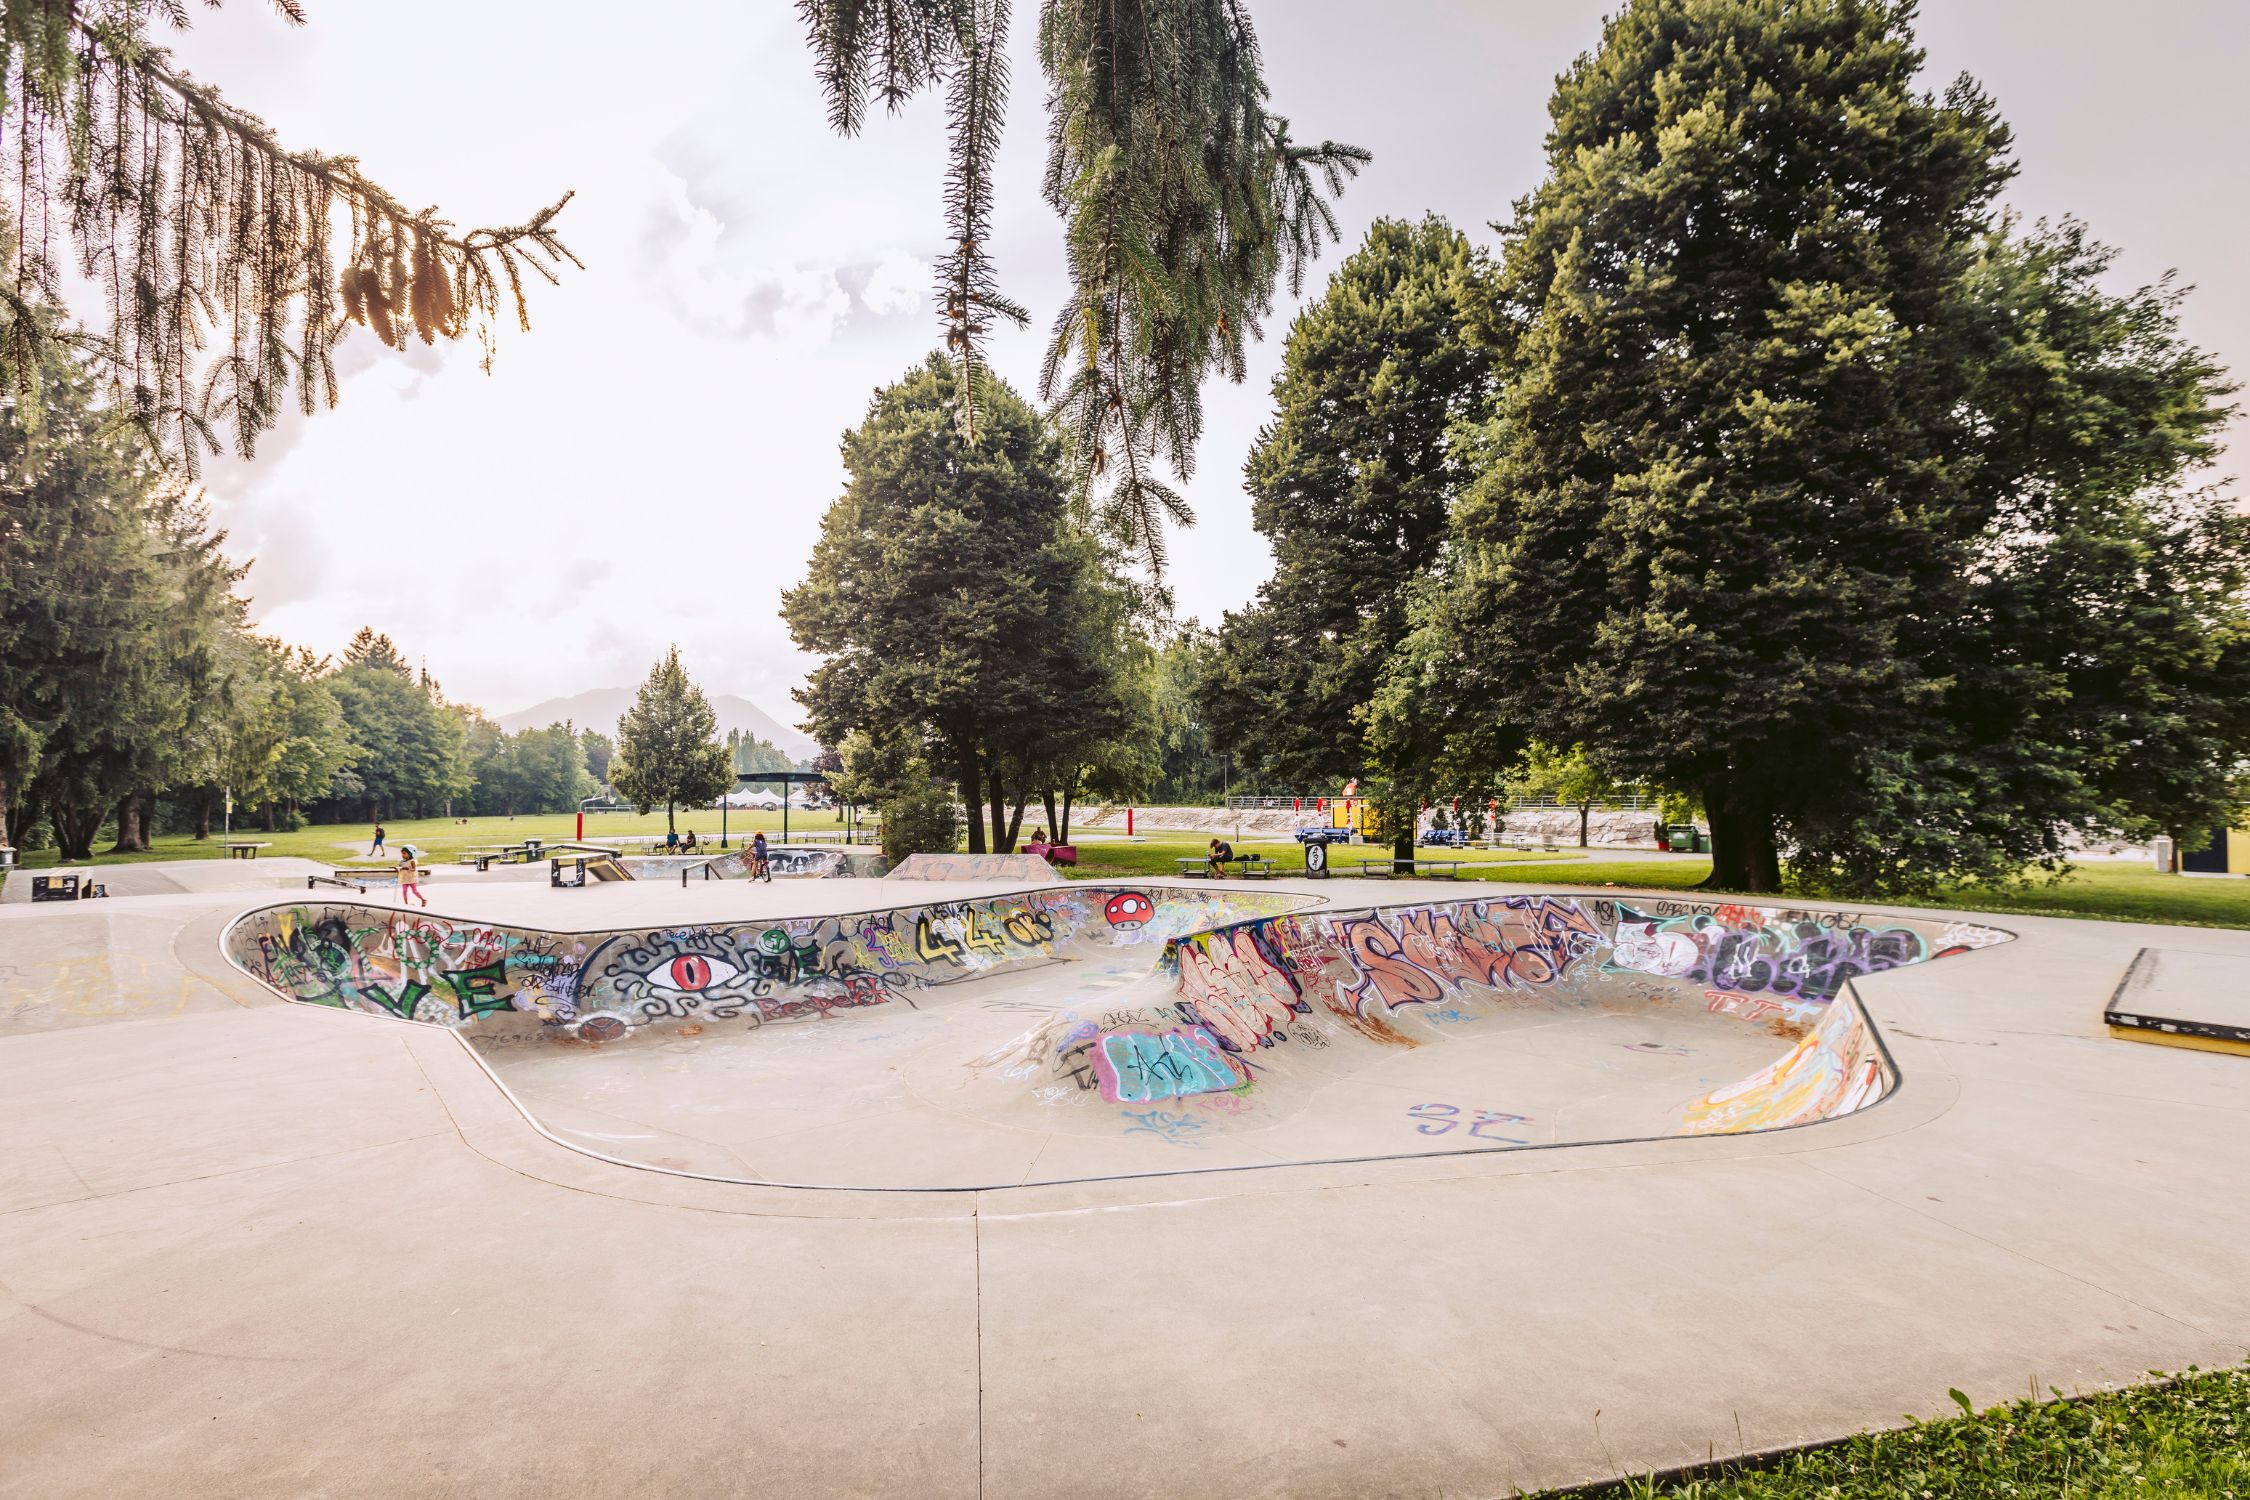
[[880, 777, 961, 862]]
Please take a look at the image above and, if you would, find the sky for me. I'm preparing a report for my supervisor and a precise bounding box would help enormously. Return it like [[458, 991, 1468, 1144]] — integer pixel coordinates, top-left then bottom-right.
[[170, 1, 2250, 729]]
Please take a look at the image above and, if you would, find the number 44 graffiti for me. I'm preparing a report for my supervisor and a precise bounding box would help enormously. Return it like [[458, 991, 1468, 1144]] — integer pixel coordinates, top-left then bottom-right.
[[1407, 1103, 1532, 1144]]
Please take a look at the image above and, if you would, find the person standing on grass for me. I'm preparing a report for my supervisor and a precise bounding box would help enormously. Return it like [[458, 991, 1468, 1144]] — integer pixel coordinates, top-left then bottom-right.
[[397, 845, 429, 908], [369, 822, 386, 856]]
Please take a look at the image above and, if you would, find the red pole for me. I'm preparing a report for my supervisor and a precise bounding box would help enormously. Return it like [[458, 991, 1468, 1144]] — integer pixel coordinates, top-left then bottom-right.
[[576, 810, 583, 841], [1127, 807, 1134, 837]]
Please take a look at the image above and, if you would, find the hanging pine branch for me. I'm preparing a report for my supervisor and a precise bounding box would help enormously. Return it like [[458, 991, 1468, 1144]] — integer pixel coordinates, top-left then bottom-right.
[[0, 1, 578, 471], [795, 0, 1365, 573]]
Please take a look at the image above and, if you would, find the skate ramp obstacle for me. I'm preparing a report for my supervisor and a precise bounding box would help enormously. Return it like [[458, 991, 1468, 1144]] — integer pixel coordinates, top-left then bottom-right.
[[2106, 947, 2250, 1057], [219, 889, 2010, 1188], [886, 852, 1059, 882]]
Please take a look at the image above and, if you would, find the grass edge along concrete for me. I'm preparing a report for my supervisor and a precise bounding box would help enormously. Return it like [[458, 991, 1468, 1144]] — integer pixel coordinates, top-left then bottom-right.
[[1536, 1361, 2250, 1499]]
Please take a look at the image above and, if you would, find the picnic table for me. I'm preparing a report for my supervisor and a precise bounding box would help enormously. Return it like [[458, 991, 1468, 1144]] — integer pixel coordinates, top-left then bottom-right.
[[220, 841, 270, 860], [1173, 855, 1278, 880], [1351, 857, 1466, 879]]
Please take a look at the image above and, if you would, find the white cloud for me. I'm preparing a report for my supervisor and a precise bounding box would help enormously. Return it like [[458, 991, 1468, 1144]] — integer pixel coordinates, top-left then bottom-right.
[[855, 252, 929, 318]]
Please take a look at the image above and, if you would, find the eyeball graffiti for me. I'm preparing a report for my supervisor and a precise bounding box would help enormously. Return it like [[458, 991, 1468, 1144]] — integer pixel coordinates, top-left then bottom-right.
[[645, 953, 744, 993], [1104, 892, 1155, 931]]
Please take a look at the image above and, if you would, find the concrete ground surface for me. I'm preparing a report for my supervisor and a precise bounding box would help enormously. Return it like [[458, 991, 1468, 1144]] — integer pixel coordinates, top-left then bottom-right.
[[2, 863, 2247, 1498]]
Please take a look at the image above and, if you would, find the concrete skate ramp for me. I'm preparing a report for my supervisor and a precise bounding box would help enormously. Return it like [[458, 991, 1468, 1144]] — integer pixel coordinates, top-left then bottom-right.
[[220, 889, 2010, 1189], [888, 852, 1058, 881]]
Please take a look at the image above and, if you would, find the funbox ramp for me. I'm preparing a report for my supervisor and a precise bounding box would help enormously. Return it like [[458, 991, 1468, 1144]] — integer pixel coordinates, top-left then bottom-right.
[[221, 888, 2010, 1189]]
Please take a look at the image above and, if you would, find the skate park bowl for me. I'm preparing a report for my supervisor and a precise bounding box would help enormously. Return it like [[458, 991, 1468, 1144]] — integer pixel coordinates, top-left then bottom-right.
[[219, 886, 2012, 1190]]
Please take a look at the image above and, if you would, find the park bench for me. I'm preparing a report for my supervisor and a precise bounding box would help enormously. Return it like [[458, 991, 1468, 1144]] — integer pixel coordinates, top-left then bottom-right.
[[1351, 857, 1467, 880], [1026, 841, 1078, 866], [1173, 855, 1278, 880], [220, 841, 271, 860]]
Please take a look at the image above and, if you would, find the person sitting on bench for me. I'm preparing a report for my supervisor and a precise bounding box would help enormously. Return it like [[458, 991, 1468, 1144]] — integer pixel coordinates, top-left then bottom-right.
[[1206, 836, 1234, 878], [664, 830, 680, 853], [680, 830, 700, 854]]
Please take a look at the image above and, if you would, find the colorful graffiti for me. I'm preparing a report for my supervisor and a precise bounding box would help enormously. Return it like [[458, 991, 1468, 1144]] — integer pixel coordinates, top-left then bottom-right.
[[226, 886, 2004, 1161], [1607, 904, 1942, 1003], [226, 887, 1310, 1048], [1092, 1026, 1245, 1103], [1680, 987, 1891, 1133]]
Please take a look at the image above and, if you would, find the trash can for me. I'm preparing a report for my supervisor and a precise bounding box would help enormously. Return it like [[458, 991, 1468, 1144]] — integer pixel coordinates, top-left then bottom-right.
[[1667, 827, 1693, 853], [1692, 827, 1710, 854]]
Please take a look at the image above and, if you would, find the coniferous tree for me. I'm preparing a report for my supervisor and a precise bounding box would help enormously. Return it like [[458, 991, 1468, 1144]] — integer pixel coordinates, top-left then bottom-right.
[[1204, 217, 1496, 787], [795, 0, 1367, 568], [610, 649, 733, 834], [0, 4, 575, 468]]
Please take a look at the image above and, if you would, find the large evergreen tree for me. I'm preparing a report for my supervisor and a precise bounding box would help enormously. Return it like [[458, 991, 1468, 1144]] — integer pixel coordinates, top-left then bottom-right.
[[1447, 0, 2244, 895], [1204, 216, 1495, 787], [786, 355, 1137, 853], [610, 649, 732, 834]]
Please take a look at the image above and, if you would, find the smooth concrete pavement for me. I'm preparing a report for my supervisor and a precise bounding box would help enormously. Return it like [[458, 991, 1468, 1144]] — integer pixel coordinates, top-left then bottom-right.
[[2, 866, 2246, 1497]]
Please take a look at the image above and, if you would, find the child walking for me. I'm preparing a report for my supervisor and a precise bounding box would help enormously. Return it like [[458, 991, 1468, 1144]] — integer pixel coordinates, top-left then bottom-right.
[[397, 845, 429, 908]]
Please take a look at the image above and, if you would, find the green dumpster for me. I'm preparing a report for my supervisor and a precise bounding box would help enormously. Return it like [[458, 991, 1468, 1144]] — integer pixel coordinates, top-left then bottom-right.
[[1667, 827, 1693, 853]]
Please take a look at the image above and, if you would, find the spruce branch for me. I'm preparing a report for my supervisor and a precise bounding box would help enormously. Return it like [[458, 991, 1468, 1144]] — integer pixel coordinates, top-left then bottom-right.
[[0, 0, 578, 470]]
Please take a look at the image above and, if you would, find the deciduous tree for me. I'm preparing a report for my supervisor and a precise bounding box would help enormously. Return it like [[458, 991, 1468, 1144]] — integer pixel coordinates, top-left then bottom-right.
[[1205, 217, 1495, 786], [786, 355, 1138, 852]]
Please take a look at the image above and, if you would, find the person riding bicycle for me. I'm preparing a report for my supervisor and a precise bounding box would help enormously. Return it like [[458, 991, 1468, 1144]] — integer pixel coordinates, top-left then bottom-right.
[[750, 830, 772, 883]]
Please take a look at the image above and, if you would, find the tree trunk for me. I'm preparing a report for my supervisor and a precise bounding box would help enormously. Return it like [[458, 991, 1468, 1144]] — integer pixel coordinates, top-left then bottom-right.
[[1041, 790, 1059, 842], [987, 765, 1009, 854], [53, 805, 102, 861], [1005, 794, 1028, 853], [1702, 782, 1783, 893], [1059, 787, 1075, 844], [195, 798, 212, 840], [958, 749, 987, 854], [0, 771, 10, 849], [1578, 801, 1592, 848], [1392, 819, 1415, 873], [261, 802, 276, 833], [110, 795, 141, 854], [666, 799, 676, 834]]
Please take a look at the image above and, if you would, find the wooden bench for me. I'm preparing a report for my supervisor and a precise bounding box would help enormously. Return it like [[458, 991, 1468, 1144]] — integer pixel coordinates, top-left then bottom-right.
[[1352, 858, 1467, 880], [220, 841, 271, 860], [1173, 855, 1278, 880]]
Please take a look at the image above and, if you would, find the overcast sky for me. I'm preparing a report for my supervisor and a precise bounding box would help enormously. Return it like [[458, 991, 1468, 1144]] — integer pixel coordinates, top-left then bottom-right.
[[172, 1, 2249, 728]]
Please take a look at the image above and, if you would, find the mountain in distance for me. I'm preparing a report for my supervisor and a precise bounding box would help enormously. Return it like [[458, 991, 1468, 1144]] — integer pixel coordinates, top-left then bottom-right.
[[497, 688, 820, 761]]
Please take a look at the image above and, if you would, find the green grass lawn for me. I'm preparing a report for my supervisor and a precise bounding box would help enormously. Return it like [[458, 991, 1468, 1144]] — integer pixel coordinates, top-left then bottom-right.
[[1544, 1364, 2250, 1498], [1, 806, 851, 875], [9, 814, 2247, 931]]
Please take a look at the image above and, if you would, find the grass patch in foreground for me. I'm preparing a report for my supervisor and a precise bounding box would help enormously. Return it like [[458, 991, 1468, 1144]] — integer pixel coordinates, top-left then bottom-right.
[[1542, 1363, 2250, 1498]]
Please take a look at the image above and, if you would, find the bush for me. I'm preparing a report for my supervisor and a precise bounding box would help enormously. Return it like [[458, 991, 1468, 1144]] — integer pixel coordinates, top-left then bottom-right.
[[880, 778, 961, 862]]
